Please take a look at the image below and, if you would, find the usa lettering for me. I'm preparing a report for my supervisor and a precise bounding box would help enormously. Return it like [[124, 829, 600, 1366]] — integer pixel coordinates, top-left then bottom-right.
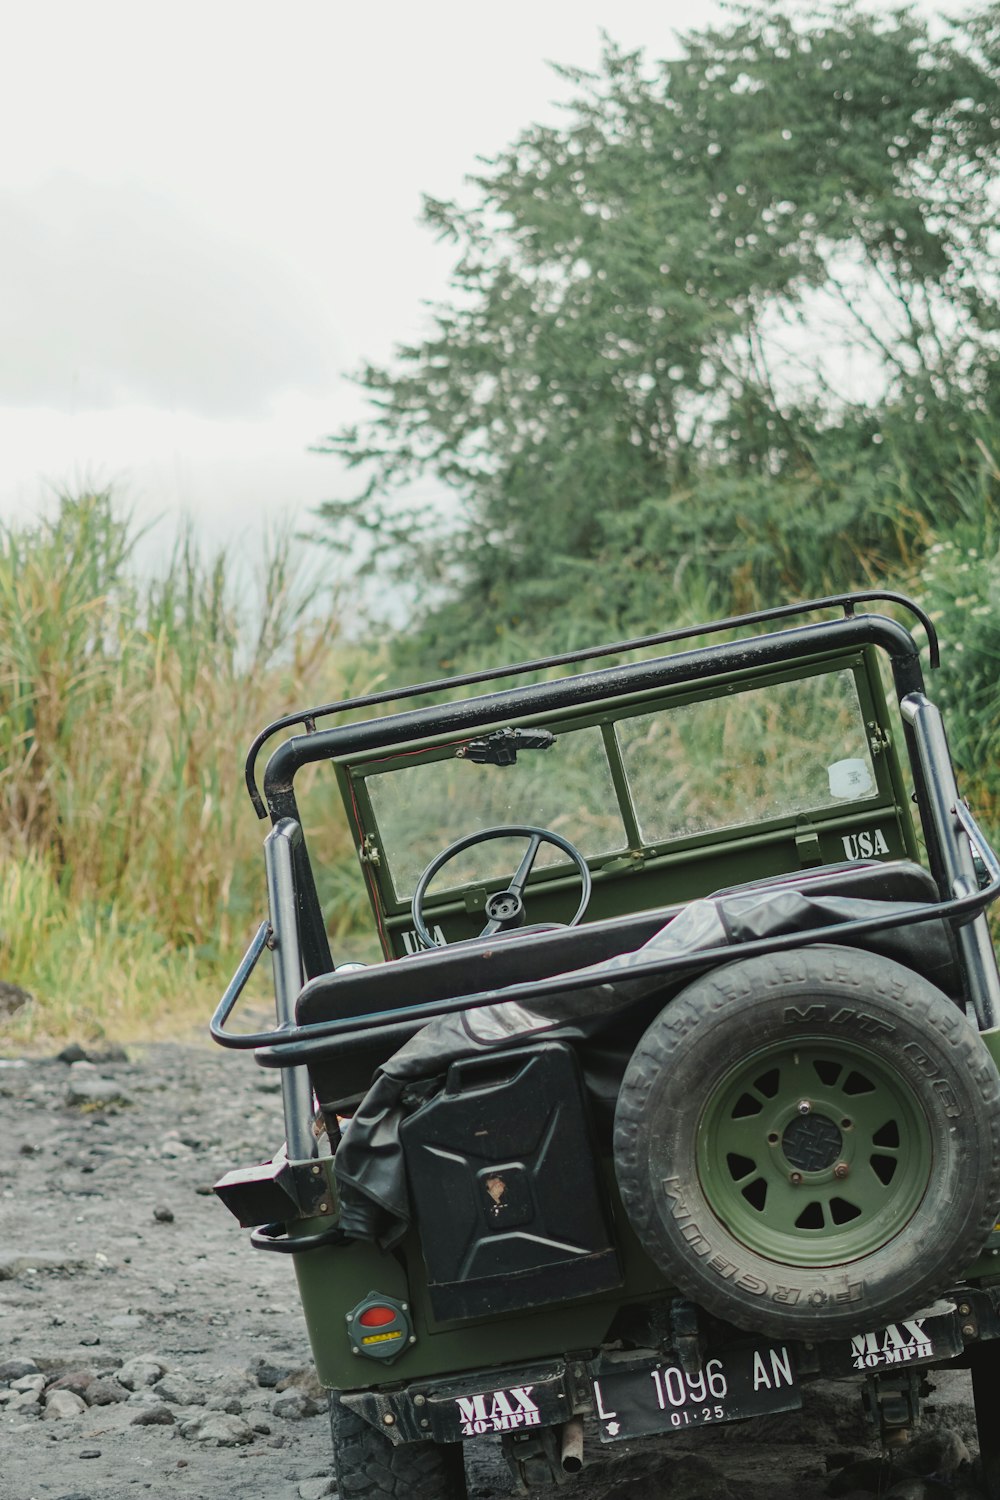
[[850, 1320, 933, 1370], [841, 828, 889, 860], [455, 1385, 540, 1436]]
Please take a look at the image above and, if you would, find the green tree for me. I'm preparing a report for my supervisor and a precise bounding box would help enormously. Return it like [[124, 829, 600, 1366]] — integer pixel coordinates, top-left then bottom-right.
[[316, 2, 1000, 654]]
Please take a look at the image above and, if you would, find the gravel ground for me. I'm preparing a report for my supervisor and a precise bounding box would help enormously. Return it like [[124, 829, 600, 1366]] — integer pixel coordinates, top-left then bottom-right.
[[0, 1040, 993, 1500]]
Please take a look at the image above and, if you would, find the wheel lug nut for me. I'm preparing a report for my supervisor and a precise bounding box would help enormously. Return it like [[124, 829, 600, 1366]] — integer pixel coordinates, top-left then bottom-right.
[[797, 1100, 811, 1115], [833, 1162, 849, 1179], [789, 1171, 803, 1185]]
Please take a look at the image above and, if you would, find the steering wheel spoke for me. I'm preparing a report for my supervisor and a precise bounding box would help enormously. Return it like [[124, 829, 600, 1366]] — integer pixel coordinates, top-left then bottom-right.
[[411, 825, 592, 950], [508, 833, 543, 896]]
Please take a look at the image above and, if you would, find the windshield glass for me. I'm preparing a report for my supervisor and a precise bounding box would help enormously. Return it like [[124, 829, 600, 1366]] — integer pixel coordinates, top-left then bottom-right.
[[359, 668, 878, 902], [365, 726, 624, 899], [618, 669, 876, 844]]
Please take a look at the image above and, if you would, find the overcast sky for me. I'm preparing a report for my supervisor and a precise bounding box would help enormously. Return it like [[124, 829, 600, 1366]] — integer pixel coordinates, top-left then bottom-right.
[[1, 0, 746, 557], [4, 0, 956, 570]]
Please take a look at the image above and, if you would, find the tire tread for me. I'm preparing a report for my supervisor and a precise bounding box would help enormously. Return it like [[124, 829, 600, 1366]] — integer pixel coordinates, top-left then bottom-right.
[[330, 1394, 467, 1499]]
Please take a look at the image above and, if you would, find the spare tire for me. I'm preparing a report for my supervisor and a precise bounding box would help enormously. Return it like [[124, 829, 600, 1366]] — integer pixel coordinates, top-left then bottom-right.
[[613, 944, 1000, 1340]]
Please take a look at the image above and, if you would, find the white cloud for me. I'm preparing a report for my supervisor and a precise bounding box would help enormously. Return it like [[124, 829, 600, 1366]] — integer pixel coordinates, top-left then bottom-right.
[[0, 175, 338, 417]]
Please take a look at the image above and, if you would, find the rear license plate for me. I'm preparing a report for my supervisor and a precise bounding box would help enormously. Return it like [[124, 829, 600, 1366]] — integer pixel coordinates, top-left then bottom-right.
[[592, 1343, 801, 1442]]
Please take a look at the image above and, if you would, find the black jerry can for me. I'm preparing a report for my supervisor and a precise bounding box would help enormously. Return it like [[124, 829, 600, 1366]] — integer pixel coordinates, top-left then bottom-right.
[[400, 1042, 622, 1321]]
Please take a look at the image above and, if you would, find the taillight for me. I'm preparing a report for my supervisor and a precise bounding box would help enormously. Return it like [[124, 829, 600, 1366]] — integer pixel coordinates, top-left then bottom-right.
[[358, 1305, 397, 1328], [346, 1292, 414, 1363]]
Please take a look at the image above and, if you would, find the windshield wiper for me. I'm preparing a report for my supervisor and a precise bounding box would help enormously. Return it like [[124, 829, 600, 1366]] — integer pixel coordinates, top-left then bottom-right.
[[457, 728, 556, 767]]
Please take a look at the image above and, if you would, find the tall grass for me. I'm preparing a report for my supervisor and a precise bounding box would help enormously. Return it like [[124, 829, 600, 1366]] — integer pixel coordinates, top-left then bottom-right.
[[0, 492, 381, 1046], [5, 459, 999, 1050]]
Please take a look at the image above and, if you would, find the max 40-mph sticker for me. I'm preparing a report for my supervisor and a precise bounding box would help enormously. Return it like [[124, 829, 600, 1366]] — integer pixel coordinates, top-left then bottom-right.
[[819, 1306, 964, 1378], [453, 1384, 541, 1436]]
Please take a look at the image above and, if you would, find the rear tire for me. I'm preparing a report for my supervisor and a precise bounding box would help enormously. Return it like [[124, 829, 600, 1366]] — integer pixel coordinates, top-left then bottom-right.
[[614, 945, 1000, 1340], [330, 1392, 468, 1499]]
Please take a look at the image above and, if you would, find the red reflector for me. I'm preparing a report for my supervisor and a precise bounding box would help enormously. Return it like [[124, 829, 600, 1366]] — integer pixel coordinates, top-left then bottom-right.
[[358, 1306, 397, 1328]]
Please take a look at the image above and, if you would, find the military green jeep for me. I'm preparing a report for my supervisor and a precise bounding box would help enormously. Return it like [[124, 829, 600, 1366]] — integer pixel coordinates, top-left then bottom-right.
[[212, 593, 1000, 1496]]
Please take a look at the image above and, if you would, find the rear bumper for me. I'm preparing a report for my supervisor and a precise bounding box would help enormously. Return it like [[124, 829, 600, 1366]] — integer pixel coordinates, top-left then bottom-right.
[[339, 1287, 1000, 1446]]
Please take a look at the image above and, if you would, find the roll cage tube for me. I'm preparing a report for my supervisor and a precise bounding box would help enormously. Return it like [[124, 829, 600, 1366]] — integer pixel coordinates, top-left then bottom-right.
[[262, 818, 317, 1161], [244, 592, 938, 818], [262, 614, 926, 815], [902, 693, 1000, 1028]]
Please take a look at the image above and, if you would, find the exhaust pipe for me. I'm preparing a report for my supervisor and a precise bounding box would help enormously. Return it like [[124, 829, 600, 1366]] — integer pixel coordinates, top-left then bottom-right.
[[560, 1416, 585, 1473]]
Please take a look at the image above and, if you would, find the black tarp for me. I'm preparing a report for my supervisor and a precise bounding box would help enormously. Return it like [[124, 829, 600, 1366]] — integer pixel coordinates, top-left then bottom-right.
[[333, 890, 954, 1247]]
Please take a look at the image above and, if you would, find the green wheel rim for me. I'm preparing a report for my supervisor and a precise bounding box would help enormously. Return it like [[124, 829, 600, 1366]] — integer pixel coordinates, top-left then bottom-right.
[[696, 1036, 933, 1266]]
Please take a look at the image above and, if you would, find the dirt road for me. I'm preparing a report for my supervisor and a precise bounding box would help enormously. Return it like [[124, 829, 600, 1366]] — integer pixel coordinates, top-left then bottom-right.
[[0, 1042, 989, 1500]]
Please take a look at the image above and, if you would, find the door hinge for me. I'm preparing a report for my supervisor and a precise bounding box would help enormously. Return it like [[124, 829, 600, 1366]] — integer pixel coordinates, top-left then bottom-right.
[[359, 835, 381, 867], [868, 723, 890, 756]]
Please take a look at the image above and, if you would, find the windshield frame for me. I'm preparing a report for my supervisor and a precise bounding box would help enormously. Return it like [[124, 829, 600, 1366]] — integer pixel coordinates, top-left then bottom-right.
[[339, 649, 898, 920], [258, 611, 928, 976]]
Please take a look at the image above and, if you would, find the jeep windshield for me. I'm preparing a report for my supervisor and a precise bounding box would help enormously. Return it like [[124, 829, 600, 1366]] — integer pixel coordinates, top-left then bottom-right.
[[354, 665, 879, 905]]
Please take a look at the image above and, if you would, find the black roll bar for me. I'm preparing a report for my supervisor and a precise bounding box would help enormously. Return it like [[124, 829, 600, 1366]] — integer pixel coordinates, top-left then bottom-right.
[[260, 611, 926, 823], [244, 592, 937, 818]]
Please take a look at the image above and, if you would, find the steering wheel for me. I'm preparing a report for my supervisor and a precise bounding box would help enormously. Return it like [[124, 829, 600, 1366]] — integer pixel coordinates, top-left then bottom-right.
[[410, 824, 593, 950]]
